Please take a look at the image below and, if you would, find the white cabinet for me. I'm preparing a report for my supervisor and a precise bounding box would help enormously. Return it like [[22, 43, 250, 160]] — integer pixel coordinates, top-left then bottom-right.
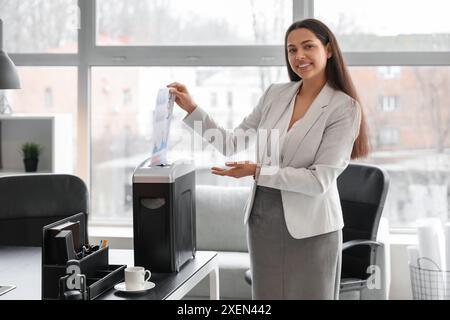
[[0, 114, 73, 175]]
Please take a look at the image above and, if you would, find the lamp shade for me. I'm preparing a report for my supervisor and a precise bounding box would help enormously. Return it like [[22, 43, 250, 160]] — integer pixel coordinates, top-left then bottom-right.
[[0, 19, 21, 89]]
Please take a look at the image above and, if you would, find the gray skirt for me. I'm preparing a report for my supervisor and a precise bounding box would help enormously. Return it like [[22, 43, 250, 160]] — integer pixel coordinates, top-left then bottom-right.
[[247, 186, 342, 300]]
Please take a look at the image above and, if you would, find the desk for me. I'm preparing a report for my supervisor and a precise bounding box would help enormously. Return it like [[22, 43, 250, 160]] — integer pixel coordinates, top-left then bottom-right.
[[0, 246, 219, 300]]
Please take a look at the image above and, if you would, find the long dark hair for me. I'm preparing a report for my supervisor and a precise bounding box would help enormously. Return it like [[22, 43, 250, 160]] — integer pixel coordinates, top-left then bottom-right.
[[285, 19, 370, 159]]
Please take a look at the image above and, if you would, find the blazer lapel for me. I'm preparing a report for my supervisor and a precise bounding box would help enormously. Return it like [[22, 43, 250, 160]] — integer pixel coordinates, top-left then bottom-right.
[[282, 82, 336, 166], [260, 81, 302, 130]]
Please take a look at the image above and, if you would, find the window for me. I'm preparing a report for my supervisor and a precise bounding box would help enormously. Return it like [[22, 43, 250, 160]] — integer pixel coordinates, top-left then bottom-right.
[[210, 92, 218, 108], [8, 67, 78, 172], [315, 0, 450, 52], [90, 67, 287, 224], [379, 96, 399, 112], [351, 67, 450, 228], [97, 0, 292, 45], [122, 88, 132, 106], [406, 185, 448, 224], [0, 0, 78, 53], [378, 66, 401, 80], [6, 1, 449, 230], [227, 91, 234, 108]]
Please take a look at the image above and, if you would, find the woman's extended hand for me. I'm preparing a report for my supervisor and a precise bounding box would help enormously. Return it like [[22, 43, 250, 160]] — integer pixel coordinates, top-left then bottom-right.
[[211, 161, 257, 179], [167, 82, 198, 114]]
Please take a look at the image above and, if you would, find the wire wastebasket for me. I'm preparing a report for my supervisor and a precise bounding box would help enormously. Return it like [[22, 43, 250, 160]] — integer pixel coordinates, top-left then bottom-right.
[[409, 257, 450, 300]]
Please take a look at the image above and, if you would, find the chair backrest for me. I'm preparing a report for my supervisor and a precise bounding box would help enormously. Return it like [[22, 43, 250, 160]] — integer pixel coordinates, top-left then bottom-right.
[[0, 174, 88, 246], [337, 163, 389, 280]]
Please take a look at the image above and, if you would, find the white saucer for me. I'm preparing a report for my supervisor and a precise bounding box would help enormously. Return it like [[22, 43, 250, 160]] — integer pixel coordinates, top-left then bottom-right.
[[114, 281, 155, 293]]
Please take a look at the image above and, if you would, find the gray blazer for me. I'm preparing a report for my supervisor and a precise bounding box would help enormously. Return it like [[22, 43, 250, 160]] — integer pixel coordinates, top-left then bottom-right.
[[183, 81, 361, 239]]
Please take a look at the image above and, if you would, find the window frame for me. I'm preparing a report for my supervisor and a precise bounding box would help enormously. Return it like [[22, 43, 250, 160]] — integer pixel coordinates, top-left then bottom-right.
[[7, 0, 450, 231]]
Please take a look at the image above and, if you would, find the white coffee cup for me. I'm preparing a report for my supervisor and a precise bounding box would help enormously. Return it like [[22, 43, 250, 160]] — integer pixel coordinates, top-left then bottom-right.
[[124, 266, 151, 290]]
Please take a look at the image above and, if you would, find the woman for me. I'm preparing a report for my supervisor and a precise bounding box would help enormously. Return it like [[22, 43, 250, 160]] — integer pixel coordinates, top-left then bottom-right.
[[168, 18, 369, 300]]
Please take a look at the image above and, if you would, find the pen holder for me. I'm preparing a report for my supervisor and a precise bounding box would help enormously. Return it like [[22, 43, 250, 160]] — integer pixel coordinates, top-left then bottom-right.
[[42, 213, 126, 300], [43, 245, 125, 300]]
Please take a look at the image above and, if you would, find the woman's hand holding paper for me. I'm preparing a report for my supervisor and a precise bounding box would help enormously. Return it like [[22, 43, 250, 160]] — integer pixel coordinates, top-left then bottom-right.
[[167, 82, 198, 114]]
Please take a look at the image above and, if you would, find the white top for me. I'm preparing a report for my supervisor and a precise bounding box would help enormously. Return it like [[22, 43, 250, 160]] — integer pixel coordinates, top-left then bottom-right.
[[256, 88, 302, 185], [281, 93, 303, 157]]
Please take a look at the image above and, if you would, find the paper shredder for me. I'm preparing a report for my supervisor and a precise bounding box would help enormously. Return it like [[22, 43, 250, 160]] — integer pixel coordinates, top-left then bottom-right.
[[132, 159, 196, 273]]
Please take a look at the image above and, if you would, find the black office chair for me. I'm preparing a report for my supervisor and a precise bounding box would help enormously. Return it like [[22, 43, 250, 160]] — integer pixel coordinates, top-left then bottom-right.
[[244, 163, 390, 299], [0, 174, 89, 246]]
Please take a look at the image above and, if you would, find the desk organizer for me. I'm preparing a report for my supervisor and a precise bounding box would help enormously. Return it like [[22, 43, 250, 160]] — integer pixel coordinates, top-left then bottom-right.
[[41, 213, 126, 300]]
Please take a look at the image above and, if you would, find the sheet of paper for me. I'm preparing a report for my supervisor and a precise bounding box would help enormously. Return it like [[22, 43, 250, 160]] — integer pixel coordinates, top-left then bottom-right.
[[150, 88, 175, 166]]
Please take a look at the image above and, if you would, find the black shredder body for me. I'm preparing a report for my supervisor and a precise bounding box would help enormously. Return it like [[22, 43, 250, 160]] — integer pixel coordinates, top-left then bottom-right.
[[132, 159, 196, 273]]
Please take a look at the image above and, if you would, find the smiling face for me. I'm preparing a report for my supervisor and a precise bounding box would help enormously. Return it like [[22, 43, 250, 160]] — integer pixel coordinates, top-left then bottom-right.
[[287, 28, 332, 83]]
